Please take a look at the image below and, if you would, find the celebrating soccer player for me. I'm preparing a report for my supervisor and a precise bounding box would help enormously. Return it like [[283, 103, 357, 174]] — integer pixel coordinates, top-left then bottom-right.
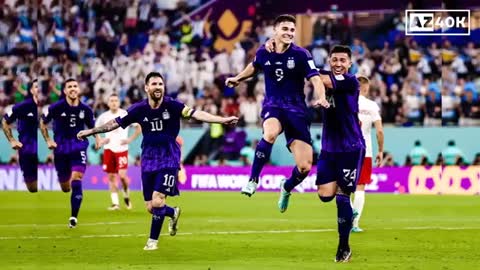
[[225, 14, 328, 213], [77, 72, 238, 251], [352, 75, 384, 233], [40, 78, 99, 228], [315, 45, 366, 262], [96, 93, 141, 210], [2, 80, 39, 192]]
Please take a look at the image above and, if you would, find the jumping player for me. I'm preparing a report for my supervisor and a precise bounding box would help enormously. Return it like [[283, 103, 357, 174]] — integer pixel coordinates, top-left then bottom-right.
[[225, 14, 328, 213], [315, 45, 366, 262]]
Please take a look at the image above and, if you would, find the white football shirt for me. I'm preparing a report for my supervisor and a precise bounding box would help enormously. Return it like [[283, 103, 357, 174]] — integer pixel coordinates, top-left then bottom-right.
[[358, 95, 381, 157], [95, 109, 129, 153]]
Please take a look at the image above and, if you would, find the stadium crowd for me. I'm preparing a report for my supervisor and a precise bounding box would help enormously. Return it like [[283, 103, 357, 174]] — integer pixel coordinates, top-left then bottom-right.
[[0, 0, 479, 165]]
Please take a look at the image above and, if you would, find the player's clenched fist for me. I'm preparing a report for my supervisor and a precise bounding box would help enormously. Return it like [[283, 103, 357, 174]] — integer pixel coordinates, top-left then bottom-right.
[[77, 130, 92, 140], [225, 77, 240, 88], [222, 116, 239, 126], [313, 98, 330, 109]]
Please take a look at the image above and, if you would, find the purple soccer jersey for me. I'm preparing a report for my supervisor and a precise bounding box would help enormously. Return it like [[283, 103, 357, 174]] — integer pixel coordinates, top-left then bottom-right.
[[3, 97, 38, 181], [3, 97, 38, 154], [42, 99, 95, 154], [253, 44, 319, 115], [320, 71, 365, 152], [115, 97, 185, 173]]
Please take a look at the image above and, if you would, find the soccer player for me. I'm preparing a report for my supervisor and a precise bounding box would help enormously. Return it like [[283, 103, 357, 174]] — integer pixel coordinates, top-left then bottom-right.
[[2, 79, 39, 192], [352, 75, 384, 233], [315, 45, 366, 262], [96, 93, 142, 210], [40, 78, 99, 228], [225, 14, 328, 213], [77, 72, 238, 251]]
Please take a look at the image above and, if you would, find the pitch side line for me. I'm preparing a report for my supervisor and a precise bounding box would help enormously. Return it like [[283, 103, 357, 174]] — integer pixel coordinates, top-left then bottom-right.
[[1, 227, 479, 240]]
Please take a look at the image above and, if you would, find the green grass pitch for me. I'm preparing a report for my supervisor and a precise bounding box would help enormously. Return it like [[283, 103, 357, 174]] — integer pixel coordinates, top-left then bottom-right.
[[0, 191, 479, 269]]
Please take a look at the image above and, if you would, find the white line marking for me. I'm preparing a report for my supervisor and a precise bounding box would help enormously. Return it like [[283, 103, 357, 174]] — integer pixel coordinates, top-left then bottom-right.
[[1, 227, 479, 241], [0, 221, 139, 228]]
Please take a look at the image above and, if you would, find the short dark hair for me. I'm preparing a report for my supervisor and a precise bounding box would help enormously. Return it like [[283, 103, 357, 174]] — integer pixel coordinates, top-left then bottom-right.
[[109, 93, 119, 98], [274, 14, 296, 26], [329, 45, 352, 58], [63, 78, 77, 91], [145, 72, 164, 85]]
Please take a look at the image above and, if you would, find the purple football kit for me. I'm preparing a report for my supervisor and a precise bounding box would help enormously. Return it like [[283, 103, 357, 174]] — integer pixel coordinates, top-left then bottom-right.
[[3, 97, 38, 182], [253, 44, 319, 147], [115, 97, 185, 201], [316, 71, 366, 193], [42, 99, 95, 182]]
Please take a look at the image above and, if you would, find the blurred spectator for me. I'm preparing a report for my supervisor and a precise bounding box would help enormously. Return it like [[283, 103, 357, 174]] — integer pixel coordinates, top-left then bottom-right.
[[240, 140, 256, 166], [409, 140, 429, 165], [441, 140, 465, 166]]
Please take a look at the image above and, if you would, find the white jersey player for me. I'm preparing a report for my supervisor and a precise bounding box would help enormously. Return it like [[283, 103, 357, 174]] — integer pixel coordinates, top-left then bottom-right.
[[96, 93, 141, 210], [351, 76, 384, 232]]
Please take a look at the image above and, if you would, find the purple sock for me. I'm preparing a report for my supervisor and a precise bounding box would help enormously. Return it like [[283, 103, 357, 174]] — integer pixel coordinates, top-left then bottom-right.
[[250, 139, 273, 183], [164, 205, 175, 218], [283, 167, 309, 192], [149, 207, 166, 240], [70, 180, 83, 218], [336, 194, 353, 248]]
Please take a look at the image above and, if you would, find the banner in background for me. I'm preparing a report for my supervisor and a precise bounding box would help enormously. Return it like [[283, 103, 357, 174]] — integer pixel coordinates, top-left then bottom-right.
[[0, 166, 478, 195]]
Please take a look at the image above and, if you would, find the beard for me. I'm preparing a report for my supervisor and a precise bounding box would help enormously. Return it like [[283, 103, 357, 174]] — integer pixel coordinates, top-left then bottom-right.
[[149, 90, 163, 101]]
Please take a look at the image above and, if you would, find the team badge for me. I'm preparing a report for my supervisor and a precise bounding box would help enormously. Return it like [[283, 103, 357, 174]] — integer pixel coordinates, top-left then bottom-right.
[[287, 59, 295, 69], [79, 110, 85, 119], [162, 110, 170, 120]]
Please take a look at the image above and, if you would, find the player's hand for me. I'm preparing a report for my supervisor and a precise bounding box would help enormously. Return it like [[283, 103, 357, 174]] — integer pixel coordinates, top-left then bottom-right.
[[46, 139, 57, 149], [265, 38, 276, 53], [312, 98, 330, 109], [77, 130, 91, 141], [375, 152, 384, 167], [10, 140, 23, 150], [222, 116, 239, 126], [225, 77, 240, 88]]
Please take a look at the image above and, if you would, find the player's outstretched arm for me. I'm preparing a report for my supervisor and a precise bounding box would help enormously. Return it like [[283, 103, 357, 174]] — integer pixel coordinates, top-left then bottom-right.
[[225, 63, 256, 88], [310, 75, 330, 108], [374, 119, 384, 167], [1, 118, 22, 149], [77, 119, 120, 140], [191, 110, 239, 126], [40, 118, 57, 149]]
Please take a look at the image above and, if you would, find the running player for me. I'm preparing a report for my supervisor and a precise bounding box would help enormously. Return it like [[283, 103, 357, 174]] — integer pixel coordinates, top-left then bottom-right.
[[2, 79, 39, 192], [40, 78, 99, 228], [77, 72, 238, 250]]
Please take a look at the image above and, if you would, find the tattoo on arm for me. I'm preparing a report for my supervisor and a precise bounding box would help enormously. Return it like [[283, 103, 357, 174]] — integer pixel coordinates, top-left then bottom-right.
[[1, 119, 15, 142], [90, 119, 120, 135], [40, 119, 50, 141]]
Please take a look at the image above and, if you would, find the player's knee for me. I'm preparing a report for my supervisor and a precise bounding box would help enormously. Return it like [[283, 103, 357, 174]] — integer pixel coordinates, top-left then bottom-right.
[[297, 162, 312, 174], [318, 194, 335, 202], [263, 133, 277, 143], [72, 172, 84, 180]]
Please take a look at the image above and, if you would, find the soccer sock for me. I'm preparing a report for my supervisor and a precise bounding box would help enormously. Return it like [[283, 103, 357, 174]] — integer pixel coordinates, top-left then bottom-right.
[[164, 205, 175, 218], [149, 207, 166, 240], [111, 192, 119, 205], [70, 180, 83, 218], [352, 191, 365, 227], [336, 194, 353, 248], [250, 138, 273, 183], [283, 166, 309, 192]]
